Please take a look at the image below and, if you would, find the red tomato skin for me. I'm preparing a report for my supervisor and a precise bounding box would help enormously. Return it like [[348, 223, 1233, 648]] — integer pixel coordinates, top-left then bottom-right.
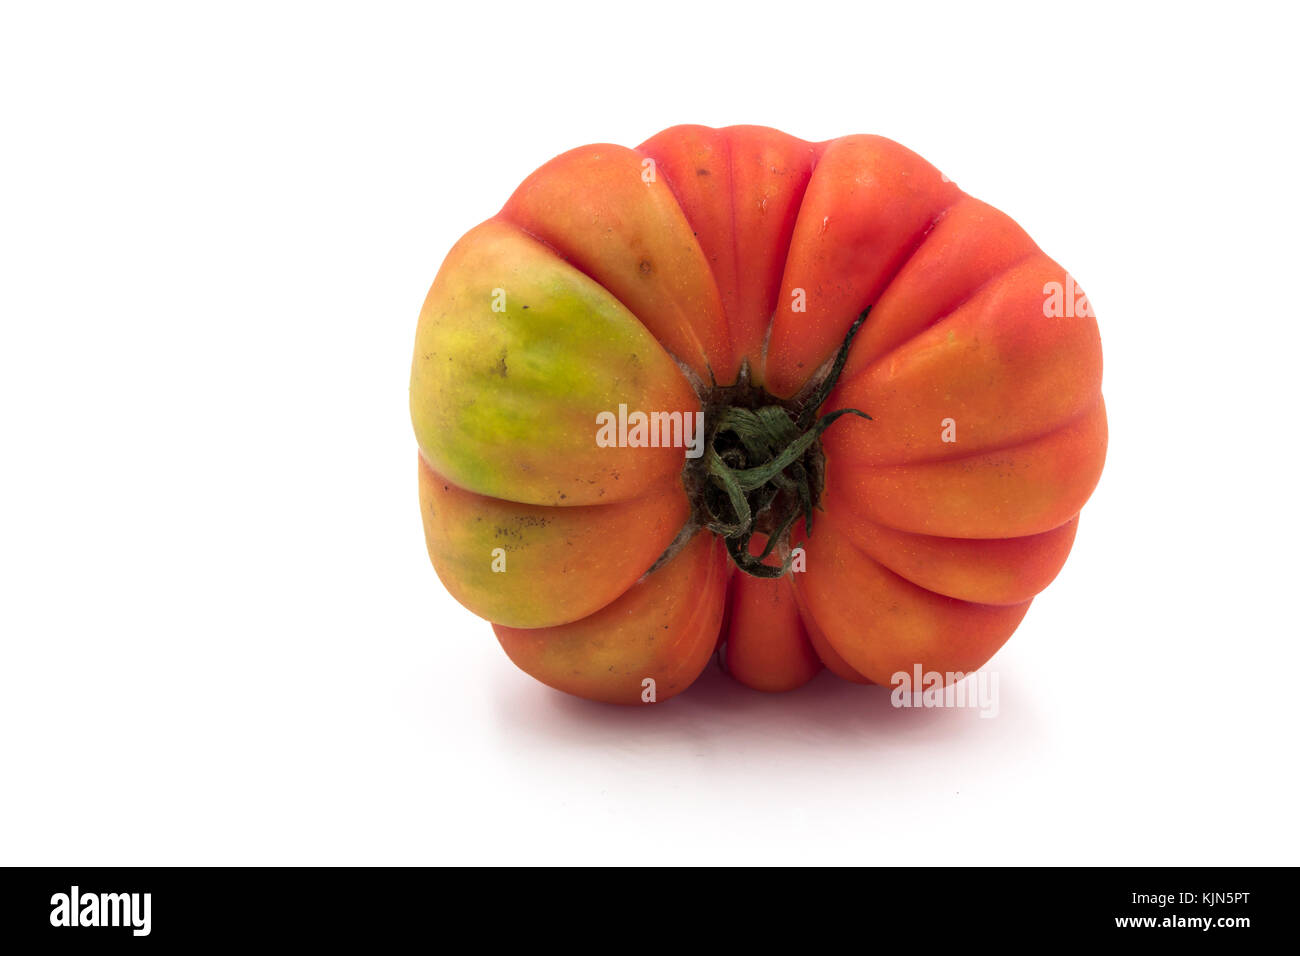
[[494, 532, 728, 705], [722, 534, 823, 693], [412, 125, 1107, 703]]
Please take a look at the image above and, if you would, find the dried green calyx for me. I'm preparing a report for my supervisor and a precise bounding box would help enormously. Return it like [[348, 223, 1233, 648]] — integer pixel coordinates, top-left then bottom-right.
[[687, 308, 873, 578]]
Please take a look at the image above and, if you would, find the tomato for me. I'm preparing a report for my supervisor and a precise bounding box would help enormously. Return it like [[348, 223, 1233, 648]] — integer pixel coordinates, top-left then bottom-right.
[[411, 125, 1106, 705]]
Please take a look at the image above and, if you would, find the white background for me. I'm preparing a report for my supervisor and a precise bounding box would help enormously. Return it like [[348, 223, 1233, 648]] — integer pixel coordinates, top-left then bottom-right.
[[2, 1, 1297, 865]]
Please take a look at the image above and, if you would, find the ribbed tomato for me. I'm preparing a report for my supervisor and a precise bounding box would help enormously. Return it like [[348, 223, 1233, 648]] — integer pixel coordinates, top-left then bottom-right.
[[411, 125, 1106, 704]]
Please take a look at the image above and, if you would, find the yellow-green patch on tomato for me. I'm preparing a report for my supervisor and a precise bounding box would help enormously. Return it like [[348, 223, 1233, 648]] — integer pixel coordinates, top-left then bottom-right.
[[411, 219, 699, 506]]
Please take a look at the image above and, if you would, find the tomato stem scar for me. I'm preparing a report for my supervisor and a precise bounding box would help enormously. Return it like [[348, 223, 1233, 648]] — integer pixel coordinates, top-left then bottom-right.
[[688, 308, 873, 578]]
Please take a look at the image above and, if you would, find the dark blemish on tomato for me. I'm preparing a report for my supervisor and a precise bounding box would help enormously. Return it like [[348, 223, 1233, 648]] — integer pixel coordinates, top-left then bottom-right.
[[639, 259, 653, 276], [696, 168, 710, 176], [495, 516, 547, 535]]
